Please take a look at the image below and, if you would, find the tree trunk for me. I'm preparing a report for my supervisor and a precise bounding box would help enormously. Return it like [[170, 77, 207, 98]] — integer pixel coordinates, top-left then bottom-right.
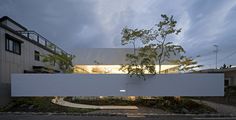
[[158, 38, 165, 74], [159, 60, 161, 74]]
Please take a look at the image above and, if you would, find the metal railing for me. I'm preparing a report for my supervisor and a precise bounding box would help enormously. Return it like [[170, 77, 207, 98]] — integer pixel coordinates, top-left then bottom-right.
[[17, 30, 71, 57]]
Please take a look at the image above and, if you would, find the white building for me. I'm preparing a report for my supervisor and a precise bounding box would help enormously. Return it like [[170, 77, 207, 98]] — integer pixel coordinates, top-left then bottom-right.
[[0, 16, 182, 104], [0, 16, 71, 105], [73, 48, 180, 74]]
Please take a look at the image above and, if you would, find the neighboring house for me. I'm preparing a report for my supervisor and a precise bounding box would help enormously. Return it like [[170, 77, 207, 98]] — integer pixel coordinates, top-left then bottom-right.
[[0, 16, 71, 105], [198, 67, 236, 87]]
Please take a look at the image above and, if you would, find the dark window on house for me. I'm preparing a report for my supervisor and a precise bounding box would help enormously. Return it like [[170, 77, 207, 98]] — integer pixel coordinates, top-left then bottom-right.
[[225, 79, 229, 86], [5, 34, 22, 55], [34, 51, 40, 61]]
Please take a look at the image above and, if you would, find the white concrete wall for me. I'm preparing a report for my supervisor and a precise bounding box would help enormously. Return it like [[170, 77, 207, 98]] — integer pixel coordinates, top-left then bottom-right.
[[2, 19, 25, 31], [74, 48, 180, 65], [0, 27, 61, 105], [0, 29, 60, 83], [12, 73, 224, 96]]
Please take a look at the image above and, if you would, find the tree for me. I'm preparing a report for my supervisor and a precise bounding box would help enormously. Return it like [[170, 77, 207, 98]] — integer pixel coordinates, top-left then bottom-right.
[[42, 53, 75, 73], [120, 14, 185, 75], [172, 55, 203, 73], [138, 45, 157, 74], [121, 27, 152, 55], [119, 27, 156, 79], [220, 64, 232, 69], [153, 14, 184, 74], [155, 42, 185, 73]]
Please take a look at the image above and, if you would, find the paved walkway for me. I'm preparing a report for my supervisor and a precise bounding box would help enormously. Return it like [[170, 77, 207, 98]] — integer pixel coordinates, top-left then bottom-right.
[[88, 106, 169, 115], [192, 99, 236, 115], [51, 98, 138, 110]]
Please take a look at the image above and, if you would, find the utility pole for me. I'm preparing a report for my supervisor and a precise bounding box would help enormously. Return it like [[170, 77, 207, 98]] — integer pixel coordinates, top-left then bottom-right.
[[213, 45, 218, 69]]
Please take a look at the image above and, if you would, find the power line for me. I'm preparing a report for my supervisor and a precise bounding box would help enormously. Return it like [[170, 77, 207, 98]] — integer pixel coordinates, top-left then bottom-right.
[[201, 50, 236, 69], [190, 51, 214, 59], [183, 46, 236, 69], [218, 49, 236, 63]]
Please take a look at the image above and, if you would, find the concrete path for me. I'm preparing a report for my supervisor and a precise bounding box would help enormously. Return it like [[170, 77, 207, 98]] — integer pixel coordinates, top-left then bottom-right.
[[192, 99, 236, 115], [88, 106, 169, 115], [51, 98, 138, 110]]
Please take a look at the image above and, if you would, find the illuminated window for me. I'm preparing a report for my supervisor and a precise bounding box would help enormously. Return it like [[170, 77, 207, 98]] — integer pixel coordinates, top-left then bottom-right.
[[74, 65, 179, 74]]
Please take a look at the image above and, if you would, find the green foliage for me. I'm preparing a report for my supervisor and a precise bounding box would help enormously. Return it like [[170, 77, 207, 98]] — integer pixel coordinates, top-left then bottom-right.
[[119, 45, 157, 79], [66, 97, 136, 106], [172, 55, 203, 72], [0, 97, 95, 113], [156, 14, 181, 38], [153, 14, 184, 73], [138, 45, 157, 74], [155, 42, 185, 64], [136, 97, 216, 114], [42, 53, 75, 73], [120, 26, 157, 79], [120, 14, 185, 76], [121, 27, 152, 46], [119, 53, 146, 79], [64, 97, 216, 114]]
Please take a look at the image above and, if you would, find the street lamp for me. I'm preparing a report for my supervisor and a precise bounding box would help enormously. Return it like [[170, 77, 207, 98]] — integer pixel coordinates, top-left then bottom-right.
[[213, 45, 218, 69]]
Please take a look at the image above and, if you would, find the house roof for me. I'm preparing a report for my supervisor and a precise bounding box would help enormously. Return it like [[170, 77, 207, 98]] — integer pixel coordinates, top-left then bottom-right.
[[198, 67, 236, 73], [0, 16, 28, 31], [0, 16, 71, 57]]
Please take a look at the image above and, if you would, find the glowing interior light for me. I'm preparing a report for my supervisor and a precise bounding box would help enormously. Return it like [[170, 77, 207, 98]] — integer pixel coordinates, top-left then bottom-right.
[[73, 65, 179, 74]]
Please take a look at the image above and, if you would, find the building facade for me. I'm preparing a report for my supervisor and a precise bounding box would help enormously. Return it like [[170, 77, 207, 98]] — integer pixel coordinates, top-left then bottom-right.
[[198, 67, 236, 87], [73, 48, 180, 74], [0, 16, 71, 105], [0, 16, 181, 104], [72, 48, 180, 100]]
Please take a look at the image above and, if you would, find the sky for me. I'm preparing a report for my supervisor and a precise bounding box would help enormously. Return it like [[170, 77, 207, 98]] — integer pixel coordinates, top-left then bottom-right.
[[1, 0, 236, 69]]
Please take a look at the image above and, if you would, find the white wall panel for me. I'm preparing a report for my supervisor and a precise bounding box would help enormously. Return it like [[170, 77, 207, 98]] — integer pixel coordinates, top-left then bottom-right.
[[74, 48, 180, 65], [12, 73, 224, 96]]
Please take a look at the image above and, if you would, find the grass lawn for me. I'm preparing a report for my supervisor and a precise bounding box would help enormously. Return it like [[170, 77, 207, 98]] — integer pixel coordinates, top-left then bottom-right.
[[0, 97, 96, 113]]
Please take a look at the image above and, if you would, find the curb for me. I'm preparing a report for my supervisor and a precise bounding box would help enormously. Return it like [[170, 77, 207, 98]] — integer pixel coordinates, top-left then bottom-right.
[[0, 112, 126, 117], [0, 112, 236, 117], [144, 113, 236, 118]]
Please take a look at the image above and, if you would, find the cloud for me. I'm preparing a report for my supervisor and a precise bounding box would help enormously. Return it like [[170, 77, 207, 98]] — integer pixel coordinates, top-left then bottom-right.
[[179, 0, 236, 68], [1, 0, 236, 68]]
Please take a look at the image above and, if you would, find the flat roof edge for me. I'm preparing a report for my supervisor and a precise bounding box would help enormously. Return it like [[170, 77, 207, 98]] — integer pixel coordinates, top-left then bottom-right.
[[0, 16, 28, 31]]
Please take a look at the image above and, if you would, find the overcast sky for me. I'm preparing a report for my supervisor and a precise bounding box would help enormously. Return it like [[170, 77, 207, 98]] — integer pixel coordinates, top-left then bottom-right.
[[1, 0, 236, 68]]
